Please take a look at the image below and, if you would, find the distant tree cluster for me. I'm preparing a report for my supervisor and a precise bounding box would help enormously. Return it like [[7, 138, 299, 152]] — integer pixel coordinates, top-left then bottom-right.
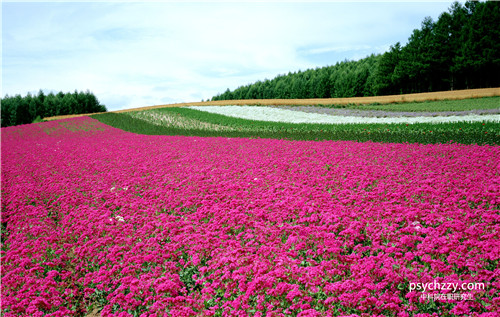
[[212, 1, 500, 101], [214, 55, 380, 101], [1, 90, 107, 127]]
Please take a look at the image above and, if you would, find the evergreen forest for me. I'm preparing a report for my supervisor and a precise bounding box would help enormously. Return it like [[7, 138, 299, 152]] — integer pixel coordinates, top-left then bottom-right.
[[1, 90, 107, 127], [212, 1, 500, 101]]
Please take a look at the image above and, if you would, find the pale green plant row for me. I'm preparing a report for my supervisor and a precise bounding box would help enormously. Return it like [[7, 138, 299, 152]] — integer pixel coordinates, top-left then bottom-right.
[[127, 110, 253, 132]]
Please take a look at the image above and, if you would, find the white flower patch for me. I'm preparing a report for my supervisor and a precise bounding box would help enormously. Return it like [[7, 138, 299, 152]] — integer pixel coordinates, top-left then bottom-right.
[[109, 215, 125, 222], [188, 106, 500, 124], [110, 186, 129, 192], [412, 221, 422, 231]]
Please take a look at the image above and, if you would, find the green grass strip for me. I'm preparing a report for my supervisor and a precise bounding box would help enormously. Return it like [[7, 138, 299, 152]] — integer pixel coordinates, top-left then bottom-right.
[[91, 108, 500, 145]]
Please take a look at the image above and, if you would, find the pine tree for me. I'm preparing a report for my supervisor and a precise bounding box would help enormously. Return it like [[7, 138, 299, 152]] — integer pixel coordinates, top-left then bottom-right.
[[60, 93, 78, 115], [36, 90, 46, 119]]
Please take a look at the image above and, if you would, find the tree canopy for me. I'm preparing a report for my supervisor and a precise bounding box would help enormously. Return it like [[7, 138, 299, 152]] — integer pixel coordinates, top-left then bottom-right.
[[1, 90, 107, 127]]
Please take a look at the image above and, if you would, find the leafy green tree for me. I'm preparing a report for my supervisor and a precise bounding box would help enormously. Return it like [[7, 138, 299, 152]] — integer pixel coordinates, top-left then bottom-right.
[[25, 92, 36, 123], [431, 11, 454, 91], [15, 94, 30, 125], [44, 93, 56, 117], [36, 90, 46, 118], [85, 91, 107, 113], [310, 69, 327, 98], [1, 96, 14, 127], [399, 17, 435, 93], [470, 1, 500, 87], [54, 92, 65, 115], [448, 1, 469, 89], [363, 55, 379, 96], [60, 94, 75, 115], [28, 98, 37, 122], [290, 75, 303, 99], [9, 98, 17, 126]]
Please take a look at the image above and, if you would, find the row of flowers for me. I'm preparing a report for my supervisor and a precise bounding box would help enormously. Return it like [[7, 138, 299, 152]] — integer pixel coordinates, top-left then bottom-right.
[[1, 117, 499, 316], [187, 105, 500, 124]]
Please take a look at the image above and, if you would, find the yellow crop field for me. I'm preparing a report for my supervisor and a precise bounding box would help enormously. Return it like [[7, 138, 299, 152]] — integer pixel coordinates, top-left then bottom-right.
[[45, 87, 500, 121]]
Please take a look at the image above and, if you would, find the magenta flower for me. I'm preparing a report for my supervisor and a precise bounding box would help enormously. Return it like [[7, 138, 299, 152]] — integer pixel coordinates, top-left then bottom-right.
[[1, 117, 498, 316]]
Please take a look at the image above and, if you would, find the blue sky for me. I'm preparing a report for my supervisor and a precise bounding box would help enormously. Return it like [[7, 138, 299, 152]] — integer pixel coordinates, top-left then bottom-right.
[[2, 0, 454, 111]]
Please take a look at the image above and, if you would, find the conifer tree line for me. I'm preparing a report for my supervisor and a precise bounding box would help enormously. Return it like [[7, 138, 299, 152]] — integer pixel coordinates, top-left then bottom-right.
[[1, 90, 107, 127], [212, 1, 500, 101]]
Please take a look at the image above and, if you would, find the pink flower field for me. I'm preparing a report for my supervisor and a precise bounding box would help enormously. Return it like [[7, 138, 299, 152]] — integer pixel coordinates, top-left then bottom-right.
[[1, 117, 499, 317]]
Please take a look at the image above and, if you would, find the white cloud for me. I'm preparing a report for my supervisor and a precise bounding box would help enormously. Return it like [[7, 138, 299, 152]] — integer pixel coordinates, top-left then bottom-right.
[[2, 1, 453, 111]]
